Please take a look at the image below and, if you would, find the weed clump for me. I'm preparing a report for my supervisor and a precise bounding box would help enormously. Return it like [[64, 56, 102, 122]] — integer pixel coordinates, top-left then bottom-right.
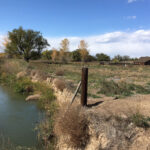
[[54, 79, 66, 91], [15, 78, 34, 94], [55, 70, 64, 76], [129, 112, 150, 129], [54, 105, 89, 148]]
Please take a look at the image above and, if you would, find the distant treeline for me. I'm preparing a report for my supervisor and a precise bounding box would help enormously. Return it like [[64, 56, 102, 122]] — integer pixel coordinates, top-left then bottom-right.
[[2, 26, 137, 63]]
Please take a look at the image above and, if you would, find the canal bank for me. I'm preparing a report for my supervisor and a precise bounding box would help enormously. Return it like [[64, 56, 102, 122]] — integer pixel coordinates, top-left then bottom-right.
[[0, 59, 57, 149]]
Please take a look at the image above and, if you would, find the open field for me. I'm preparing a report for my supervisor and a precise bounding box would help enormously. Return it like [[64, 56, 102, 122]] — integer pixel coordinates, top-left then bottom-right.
[[28, 60, 150, 99]]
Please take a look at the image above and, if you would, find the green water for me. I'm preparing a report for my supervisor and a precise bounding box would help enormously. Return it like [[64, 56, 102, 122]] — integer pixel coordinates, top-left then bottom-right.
[[0, 86, 44, 147]]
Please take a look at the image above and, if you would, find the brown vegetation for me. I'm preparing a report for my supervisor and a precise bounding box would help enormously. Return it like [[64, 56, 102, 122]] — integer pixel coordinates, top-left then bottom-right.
[[54, 104, 89, 148], [54, 79, 66, 91], [55, 70, 64, 76]]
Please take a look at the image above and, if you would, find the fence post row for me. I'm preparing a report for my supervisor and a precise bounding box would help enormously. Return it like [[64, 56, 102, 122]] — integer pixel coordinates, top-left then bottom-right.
[[81, 67, 88, 106]]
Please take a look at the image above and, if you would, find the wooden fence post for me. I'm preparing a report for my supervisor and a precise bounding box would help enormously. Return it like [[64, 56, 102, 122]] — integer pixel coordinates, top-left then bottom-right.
[[81, 67, 88, 106]]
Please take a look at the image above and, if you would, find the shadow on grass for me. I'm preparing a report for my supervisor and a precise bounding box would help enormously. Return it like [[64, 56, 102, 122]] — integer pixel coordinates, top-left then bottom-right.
[[87, 100, 104, 108]]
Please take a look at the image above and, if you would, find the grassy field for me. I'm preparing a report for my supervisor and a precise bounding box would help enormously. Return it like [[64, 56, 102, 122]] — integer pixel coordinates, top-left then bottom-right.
[[28, 60, 150, 99], [1, 58, 150, 100]]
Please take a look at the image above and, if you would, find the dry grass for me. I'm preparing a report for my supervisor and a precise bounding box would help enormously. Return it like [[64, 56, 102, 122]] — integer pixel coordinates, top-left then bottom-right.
[[54, 79, 66, 91], [54, 104, 89, 148], [0, 59, 27, 74], [55, 70, 64, 76]]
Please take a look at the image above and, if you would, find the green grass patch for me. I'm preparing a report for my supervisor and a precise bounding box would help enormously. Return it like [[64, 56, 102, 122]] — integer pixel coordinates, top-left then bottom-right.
[[97, 79, 150, 97], [129, 112, 150, 128]]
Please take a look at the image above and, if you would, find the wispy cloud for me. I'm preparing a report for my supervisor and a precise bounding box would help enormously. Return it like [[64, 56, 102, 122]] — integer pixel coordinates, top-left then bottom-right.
[[127, 16, 137, 19], [1, 30, 150, 58], [128, 0, 137, 3]]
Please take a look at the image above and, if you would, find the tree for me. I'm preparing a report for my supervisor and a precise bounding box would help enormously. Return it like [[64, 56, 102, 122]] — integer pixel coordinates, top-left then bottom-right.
[[60, 38, 69, 63], [72, 49, 81, 62], [122, 55, 130, 61], [51, 48, 59, 62], [5, 27, 49, 62], [87, 55, 97, 62], [42, 50, 52, 60], [96, 53, 110, 61], [113, 55, 123, 62], [78, 40, 89, 62]]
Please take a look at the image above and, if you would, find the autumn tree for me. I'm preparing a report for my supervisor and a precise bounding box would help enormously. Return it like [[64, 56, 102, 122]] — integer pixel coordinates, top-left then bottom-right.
[[5, 27, 49, 62], [51, 48, 59, 62], [60, 38, 69, 63], [78, 40, 89, 62]]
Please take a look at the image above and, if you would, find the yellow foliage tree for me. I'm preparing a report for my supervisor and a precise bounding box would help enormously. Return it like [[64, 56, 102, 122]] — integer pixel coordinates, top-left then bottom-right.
[[78, 40, 89, 62], [60, 38, 69, 63], [51, 48, 59, 62]]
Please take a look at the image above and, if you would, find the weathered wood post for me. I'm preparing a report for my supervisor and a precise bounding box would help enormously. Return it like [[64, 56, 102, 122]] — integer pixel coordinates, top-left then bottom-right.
[[81, 67, 88, 106]]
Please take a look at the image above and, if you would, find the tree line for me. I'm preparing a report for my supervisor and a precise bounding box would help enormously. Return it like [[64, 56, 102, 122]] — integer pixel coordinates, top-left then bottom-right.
[[3, 27, 136, 62]]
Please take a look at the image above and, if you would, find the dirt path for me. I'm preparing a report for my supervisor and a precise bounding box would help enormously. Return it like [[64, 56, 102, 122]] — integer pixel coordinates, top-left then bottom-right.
[[87, 94, 150, 117]]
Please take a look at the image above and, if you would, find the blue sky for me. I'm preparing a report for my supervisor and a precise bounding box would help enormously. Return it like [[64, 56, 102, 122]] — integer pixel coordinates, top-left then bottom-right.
[[0, 0, 150, 57]]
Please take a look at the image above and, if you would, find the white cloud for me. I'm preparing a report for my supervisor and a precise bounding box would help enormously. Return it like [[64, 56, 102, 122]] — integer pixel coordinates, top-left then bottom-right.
[[128, 0, 137, 3], [0, 34, 5, 51], [1, 30, 150, 58], [127, 16, 137, 19], [46, 30, 150, 58]]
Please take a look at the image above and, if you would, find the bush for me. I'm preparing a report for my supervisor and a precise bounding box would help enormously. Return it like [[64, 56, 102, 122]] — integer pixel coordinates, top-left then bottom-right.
[[55, 70, 64, 76], [54, 79, 66, 91], [15, 78, 34, 94], [130, 112, 150, 128], [54, 105, 89, 148]]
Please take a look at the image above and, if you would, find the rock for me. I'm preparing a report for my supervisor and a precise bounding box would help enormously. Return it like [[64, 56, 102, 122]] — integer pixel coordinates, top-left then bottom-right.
[[25, 94, 41, 101], [16, 71, 27, 79]]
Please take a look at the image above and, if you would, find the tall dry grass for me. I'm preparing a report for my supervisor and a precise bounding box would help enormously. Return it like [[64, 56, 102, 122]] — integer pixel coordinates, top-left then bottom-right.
[[0, 59, 27, 74], [54, 104, 89, 148]]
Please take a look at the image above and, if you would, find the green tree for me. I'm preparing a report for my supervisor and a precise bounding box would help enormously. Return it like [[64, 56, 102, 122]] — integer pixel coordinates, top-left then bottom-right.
[[42, 50, 52, 60], [96, 53, 110, 61], [87, 55, 96, 62], [122, 55, 130, 61], [5, 27, 49, 62], [72, 49, 81, 62], [113, 55, 123, 62]]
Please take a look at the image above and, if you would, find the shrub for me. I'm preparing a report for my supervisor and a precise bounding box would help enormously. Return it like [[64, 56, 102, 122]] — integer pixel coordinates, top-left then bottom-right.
[[129, 112, 150, 129], [15, 78, 34, 94], [54, 105, 89, 148], [55, 70, 64, 76], [54, 79, 66, 91]]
